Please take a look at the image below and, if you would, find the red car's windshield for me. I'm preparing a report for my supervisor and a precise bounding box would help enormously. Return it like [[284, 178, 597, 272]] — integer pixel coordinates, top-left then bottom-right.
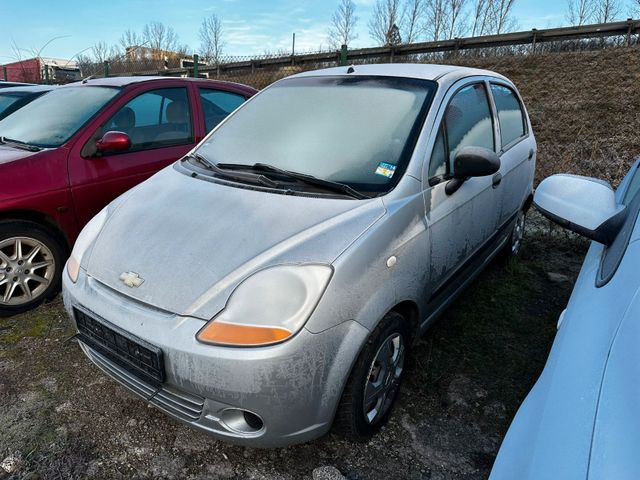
[[0, 86, 120, 148]]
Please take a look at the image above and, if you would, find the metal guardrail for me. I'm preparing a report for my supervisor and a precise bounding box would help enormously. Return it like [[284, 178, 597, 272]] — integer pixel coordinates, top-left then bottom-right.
[[105, 19, 640, 79]]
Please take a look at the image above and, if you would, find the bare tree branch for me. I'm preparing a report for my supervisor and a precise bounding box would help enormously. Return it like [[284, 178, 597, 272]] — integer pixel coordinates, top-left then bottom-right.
[[425, 0, 447, 40], [595, 0, 621, 22], [369, 0, 405, 45], [199, 14, 225, 65], [142, 21, 180, 60], [566, 0, 595, 25], [404, 0, 426, 43], [328, 0, 359, 48]]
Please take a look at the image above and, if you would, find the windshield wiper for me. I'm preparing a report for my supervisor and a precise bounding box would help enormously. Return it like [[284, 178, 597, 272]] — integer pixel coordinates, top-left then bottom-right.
[[0, 136, 42, 152], [186, 153, 278, 188], [216, 162, 371, 200]]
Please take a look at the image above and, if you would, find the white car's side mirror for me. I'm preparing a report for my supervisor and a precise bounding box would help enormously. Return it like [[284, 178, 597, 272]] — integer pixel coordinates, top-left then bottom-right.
[[534, 174, 627, 245]]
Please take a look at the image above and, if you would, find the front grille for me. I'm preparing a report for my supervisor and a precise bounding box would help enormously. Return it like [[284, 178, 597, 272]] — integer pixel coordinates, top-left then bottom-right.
[[80, 342, 205, 422], [74, 308, 165, 387]]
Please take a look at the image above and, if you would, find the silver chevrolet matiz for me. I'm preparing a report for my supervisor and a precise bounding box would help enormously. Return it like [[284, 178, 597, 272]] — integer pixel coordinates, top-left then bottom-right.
[[63, 64, 536, 447]]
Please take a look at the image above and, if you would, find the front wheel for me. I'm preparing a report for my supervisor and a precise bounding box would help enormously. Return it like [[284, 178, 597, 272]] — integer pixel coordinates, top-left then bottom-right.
[[0, 221, 66, 317], [333, 311, 410, 440]]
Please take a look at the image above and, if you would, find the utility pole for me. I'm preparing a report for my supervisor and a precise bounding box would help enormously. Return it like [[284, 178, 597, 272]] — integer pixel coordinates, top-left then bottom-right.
[[292, 33, 296, 56]]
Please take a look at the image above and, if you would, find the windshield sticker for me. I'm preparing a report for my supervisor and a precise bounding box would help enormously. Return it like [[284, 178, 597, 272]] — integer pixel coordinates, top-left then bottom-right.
[[375, 162, 397, 178]]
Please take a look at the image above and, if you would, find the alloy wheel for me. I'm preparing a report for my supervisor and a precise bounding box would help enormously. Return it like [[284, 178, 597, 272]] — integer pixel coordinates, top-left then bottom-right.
[[511, 211, 526, 255], [0, 237, 55, 306], [363, 333, 405, 424]]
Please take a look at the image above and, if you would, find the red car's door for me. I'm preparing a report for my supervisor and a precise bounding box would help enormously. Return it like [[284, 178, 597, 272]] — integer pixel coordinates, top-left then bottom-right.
[[68, 81, 202, 227]]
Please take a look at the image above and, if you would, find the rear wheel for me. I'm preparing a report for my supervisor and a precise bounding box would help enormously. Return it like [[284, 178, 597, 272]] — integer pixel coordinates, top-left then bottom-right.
[[503, 209, 526, 258], [0, 221, 65, 317], [333, 311, 410, 440]]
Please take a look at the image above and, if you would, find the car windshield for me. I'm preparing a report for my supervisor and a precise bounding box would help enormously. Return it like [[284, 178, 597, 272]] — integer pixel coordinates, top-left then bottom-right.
[[0, 86, 120, 147], [195, 76, 436, 193], [0, 93, 25, 114]]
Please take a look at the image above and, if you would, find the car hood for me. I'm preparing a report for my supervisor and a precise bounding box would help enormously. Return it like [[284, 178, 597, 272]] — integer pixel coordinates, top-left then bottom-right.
[[0, 144, 39, 165], [86, 165, 386, 320]]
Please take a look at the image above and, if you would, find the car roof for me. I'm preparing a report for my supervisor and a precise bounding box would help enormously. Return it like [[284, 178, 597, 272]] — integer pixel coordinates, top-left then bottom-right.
[[289, 63, 510, 85], [58, 76, 257, 93], [0, 81, 35, 88], [0, 84, 56, 94]]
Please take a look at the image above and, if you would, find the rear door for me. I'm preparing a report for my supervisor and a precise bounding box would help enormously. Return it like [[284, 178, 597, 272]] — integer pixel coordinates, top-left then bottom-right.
[[197, 87, 247, 135], [423, 80, 501, 302], [488, 82, 535, 226], [68, 83, 199, 226]]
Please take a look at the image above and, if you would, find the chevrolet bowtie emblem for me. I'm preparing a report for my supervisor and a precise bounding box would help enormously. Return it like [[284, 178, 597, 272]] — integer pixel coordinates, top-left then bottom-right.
[[119, 271, 144, 288]]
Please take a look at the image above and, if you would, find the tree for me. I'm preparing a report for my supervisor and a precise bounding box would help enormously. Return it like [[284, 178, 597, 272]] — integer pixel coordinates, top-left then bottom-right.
[[142, 21, 179, 59], [369, 0, 405, 45], [200, 14, 225, 65], [404, 0, 426, 43], [425, 0, 447, 40], [328, 0, 359, 48], [470, 0, 490, 36], [489, 0, 518, 34], [566, 0, 595, 25], [445, 0, 469, 38], [595, 0, 620, 22]]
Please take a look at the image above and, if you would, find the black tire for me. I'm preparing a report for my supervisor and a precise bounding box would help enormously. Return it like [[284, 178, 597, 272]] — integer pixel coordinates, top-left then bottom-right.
[[333, 311, 410, 441], [501, 208, 526, 259], [0, 220, 66, 317]]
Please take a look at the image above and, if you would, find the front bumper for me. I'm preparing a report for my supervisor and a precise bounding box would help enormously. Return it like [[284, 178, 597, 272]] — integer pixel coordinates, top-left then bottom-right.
[[62, 270, 369, 447]]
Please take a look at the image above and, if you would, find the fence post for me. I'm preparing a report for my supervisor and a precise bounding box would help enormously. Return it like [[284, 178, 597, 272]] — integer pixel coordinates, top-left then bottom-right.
[[103, 61, 109, 78], [193, 54, 199, 78], [2, 66, 7, 81], [339, 44, 348, 66], [531, 29, 538, 54], [627, 18, 633, 47]]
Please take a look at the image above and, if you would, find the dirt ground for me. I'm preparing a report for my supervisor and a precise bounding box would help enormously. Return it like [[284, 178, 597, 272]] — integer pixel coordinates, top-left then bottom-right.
[[0, 225, 586, 480]]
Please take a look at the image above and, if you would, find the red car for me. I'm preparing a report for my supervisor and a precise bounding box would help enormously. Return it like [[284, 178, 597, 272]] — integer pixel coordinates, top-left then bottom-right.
[[0, 76, 256, 315]]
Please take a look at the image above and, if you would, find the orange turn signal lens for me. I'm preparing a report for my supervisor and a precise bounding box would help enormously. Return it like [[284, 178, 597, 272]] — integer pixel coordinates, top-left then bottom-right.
[[67, 255, 80, 283], [197, 322, 292, 346]]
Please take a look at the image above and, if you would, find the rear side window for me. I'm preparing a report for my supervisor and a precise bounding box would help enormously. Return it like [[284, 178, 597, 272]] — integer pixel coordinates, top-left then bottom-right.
[[103, 87, 193, 151], [491, 84, 526, 148], [198, 88, 245, 133], [428, 83, 494, 181]]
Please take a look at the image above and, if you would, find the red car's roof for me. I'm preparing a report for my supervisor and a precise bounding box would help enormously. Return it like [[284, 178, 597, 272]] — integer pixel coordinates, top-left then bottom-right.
[[60, 76, 257, 94]]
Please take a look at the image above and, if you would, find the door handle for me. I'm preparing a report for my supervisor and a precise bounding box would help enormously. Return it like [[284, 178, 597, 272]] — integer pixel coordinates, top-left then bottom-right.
[[528, 149, 534, 160], [492, 172, 502, 188]]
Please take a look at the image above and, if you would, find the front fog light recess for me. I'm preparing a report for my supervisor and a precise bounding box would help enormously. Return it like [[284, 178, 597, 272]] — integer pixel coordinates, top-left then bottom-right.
[[197, 264, 332, 346]]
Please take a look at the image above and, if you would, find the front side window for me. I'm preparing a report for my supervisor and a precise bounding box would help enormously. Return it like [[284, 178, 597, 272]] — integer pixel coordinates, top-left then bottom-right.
[[103, 87, 193, 151], [199, 88, 246, 133], [491, 84, 526, 148], [427, 83, 494, 181], [196, 76, 436, 194], [0, 86, 119, 147], [446, 84, 494, 171]]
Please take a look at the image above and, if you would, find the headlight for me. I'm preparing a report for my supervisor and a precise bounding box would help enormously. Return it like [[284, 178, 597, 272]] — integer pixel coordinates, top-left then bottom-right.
[[196, 264, 333, 347], [66, 208, 108, 283]]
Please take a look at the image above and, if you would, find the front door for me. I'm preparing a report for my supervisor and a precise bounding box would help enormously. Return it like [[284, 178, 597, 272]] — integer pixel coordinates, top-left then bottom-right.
[[69, 86, 198, 226], [423, 81, 501, 303]]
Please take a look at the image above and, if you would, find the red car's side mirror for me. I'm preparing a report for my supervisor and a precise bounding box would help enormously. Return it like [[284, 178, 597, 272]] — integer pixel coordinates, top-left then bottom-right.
[[95, 131, 131, 154]]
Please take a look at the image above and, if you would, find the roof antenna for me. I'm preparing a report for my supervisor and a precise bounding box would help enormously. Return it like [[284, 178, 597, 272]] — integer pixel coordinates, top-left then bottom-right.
[[81, 74, 97, 84], [347, 66, 355, 74]]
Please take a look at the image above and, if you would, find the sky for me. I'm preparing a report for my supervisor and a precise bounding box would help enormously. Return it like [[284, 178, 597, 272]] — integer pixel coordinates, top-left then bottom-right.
[[1, 0, 638, 63]]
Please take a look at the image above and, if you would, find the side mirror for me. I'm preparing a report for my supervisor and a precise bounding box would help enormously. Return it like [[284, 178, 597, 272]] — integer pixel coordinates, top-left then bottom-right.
[[95, 131, 131, 154], [534, 174, 627, 245], [446, 146, 500, 195]]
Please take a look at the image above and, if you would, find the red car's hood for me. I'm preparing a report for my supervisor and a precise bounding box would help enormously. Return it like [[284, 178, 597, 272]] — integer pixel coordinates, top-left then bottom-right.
[[0, 144, 40, 165]]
